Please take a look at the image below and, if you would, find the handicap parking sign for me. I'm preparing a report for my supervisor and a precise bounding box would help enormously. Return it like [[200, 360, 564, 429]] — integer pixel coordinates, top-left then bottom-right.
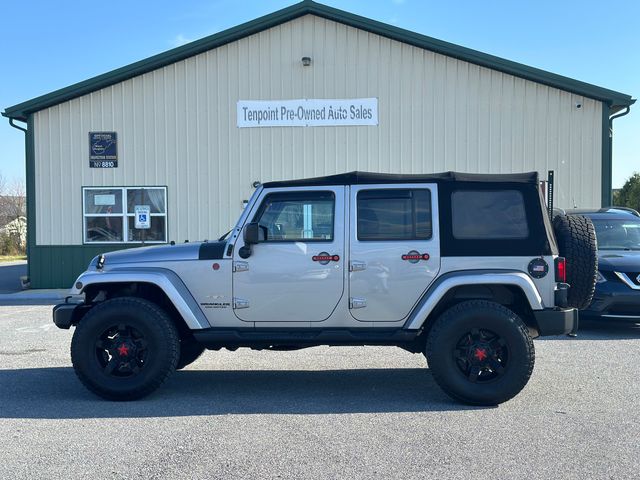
[[134, 205, 151, 229]]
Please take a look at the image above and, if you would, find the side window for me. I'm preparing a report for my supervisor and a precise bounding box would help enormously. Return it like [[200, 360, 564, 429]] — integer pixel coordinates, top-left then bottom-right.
[[357, 189, 432, 241], [255, 191, 334, 242], [451, 190, 528, 239]]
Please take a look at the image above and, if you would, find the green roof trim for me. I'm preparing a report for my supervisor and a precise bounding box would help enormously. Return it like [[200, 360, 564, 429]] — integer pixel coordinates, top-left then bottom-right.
[[2, 0, 635, 121]]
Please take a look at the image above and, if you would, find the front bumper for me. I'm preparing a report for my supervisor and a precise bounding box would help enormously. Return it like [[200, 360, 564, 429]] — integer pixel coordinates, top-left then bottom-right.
[[53, 302, 91, 329], [533, 308, 578, 336], [581, 277, 640, 322]]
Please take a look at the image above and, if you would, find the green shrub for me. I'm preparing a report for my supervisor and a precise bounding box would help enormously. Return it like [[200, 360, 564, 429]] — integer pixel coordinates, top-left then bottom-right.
[[613, 173, 640, 212]]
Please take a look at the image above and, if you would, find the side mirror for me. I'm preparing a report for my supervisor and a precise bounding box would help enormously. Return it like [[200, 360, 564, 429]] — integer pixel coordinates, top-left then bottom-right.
[[239, 223, 266, 259], [243, 222, 266, 245]]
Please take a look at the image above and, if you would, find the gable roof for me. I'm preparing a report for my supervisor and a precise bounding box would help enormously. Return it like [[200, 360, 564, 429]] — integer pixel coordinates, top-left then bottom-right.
[[3, 0, 634, 121]]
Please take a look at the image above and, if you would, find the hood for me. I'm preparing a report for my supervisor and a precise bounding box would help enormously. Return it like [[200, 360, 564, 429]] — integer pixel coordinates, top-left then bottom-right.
[[98, 242, 204, 266], [598, 250, 640, 272]]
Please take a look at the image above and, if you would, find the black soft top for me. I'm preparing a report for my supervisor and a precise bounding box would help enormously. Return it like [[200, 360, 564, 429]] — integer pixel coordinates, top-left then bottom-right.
[[263, 171, 539, 188]]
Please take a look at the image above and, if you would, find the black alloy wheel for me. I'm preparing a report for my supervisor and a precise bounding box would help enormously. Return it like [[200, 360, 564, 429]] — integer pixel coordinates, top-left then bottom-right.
[[95, 323, 149, 377], [453, 328, 508, 383]]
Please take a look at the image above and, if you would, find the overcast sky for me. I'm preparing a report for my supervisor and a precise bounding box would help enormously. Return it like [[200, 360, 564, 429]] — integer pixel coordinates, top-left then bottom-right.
[[1, 0, 637, 187]]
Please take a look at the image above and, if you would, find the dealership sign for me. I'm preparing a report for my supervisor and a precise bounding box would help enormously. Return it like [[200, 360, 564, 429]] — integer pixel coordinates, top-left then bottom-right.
[[237, 98, 378, 128]]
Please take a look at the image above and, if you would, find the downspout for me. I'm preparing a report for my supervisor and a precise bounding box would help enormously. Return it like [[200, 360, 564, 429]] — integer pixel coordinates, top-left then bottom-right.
[[9, 117, 27, 134], [606, 106, 631, 206], [7, 117, 30, 283]]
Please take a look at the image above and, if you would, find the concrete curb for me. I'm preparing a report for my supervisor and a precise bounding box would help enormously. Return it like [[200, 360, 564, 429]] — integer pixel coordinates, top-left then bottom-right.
[[0, 290, 82, 306]]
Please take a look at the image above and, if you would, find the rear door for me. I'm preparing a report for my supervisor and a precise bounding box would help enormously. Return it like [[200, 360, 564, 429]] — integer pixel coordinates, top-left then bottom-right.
[[349, 184, 440, 322], [233, 187, 345, 323]]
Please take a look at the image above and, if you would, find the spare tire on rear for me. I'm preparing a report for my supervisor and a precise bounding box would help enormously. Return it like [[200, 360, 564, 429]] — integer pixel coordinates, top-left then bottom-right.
[[552, 214, 598, 310]]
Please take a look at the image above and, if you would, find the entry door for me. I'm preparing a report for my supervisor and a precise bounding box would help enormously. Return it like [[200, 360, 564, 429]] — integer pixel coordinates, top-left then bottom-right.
[[349, 184, 440, 322], [233, 187, 345, 323]]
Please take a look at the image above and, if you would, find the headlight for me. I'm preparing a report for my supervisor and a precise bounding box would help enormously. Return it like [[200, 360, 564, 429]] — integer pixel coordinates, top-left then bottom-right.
[[596, 271, 607, 284]]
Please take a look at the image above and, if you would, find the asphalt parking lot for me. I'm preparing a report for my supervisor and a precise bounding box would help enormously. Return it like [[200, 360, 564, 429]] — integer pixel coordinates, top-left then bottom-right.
[[0, 305, 638, 480]]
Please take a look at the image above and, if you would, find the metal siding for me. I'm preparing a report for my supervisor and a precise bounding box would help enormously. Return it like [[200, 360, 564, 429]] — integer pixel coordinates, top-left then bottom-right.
[[34, 14, 602, 246]]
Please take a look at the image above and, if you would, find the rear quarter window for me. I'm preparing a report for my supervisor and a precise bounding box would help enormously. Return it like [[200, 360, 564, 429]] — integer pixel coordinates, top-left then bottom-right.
[[452, 190, 529, 240]]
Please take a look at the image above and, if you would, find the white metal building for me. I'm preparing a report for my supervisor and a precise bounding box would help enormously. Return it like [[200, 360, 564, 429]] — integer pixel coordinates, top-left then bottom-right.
[[2, 0, 634, 287]]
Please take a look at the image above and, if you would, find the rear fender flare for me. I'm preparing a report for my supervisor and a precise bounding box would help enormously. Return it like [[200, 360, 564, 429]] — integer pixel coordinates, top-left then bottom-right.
[[404, 271, 544, 330], [71, 268, 210, 329]]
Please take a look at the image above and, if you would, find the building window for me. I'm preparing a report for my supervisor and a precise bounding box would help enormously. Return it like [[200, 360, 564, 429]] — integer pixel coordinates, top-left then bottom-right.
[[254, 191, 335, 242], [451, 190, 529, 240], [357, 189, 432, 241], [83, 187, 167, 243]]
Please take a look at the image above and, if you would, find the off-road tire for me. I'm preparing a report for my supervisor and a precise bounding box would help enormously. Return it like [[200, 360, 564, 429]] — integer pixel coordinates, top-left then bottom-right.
[[176, 336, 206, 370], [71, 297, 180, 401], [426, 300, 535, 406], [552, 214, 598, 309]]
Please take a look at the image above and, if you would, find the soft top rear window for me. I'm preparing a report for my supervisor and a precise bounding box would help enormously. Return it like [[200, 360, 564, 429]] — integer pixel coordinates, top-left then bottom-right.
[[451, 190, 529, 240]]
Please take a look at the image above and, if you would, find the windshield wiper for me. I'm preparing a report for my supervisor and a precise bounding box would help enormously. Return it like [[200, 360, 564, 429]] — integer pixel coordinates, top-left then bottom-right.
[[218, 230, 232, 241]]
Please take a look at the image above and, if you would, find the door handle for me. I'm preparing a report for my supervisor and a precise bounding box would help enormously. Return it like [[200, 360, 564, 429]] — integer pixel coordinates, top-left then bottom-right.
[[233, 261, 249, 272]]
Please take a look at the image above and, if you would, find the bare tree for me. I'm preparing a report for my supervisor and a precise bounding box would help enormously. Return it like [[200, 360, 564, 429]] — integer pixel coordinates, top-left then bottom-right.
[[0, 173, 27, 254], [0, 172, 6, 201], [2, 179, 25, 221]]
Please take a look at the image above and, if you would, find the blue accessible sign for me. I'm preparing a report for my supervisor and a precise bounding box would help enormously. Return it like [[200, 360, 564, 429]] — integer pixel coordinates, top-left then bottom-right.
[[134, 205, 151, 229], [89, 132, 118, 168]]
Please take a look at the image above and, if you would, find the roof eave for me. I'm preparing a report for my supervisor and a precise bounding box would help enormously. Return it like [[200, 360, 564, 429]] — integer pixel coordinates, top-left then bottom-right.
[[2, 0, 635, 120]]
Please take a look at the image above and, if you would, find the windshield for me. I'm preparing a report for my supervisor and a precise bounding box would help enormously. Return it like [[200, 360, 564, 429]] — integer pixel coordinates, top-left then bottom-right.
[[591, 218, 640, 251]]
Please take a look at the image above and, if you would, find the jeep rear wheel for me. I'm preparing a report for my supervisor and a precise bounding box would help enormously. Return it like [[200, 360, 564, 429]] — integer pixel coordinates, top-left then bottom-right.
[[71, 297, 180, 401], [426, 300, 535, 406]]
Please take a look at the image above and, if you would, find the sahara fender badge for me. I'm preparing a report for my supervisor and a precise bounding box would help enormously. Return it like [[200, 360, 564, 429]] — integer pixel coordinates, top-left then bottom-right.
[[528, 258, 549, 279], [401, 250, 430, 264], [312, 252, 340, 265]]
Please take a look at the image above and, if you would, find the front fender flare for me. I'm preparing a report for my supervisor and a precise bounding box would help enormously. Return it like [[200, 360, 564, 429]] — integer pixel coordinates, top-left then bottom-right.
[[404, 271, 544, 330], [71, 268, 211, 329]]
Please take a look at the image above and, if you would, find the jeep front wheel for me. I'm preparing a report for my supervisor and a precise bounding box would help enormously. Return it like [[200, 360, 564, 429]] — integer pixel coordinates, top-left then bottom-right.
[[70, 297, 180, 400], [426, 300, 535, 406]]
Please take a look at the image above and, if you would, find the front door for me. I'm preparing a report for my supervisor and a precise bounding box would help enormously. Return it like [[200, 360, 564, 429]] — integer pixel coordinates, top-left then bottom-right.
[[233, 187, 345, 323], [349, 184, 441, 322]]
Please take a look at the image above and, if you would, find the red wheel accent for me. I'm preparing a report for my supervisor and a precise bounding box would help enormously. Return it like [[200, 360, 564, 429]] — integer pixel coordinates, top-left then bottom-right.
[[474, 348, 487, 361]]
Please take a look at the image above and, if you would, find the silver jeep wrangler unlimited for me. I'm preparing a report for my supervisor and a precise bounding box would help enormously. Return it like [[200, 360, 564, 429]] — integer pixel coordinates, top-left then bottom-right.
[[54, 171, 597, 405]]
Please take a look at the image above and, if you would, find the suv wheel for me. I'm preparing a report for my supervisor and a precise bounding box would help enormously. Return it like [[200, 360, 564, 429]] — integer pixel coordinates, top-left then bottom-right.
[[426, 300, 535, 406], [71, 297, 180, 401]]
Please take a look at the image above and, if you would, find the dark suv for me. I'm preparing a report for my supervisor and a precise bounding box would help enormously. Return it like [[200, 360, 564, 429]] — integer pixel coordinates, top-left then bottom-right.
[[567, 208, 640, 322]]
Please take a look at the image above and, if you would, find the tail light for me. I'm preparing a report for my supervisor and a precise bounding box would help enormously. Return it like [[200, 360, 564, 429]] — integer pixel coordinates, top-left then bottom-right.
[[555, 257, 567, 283]]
